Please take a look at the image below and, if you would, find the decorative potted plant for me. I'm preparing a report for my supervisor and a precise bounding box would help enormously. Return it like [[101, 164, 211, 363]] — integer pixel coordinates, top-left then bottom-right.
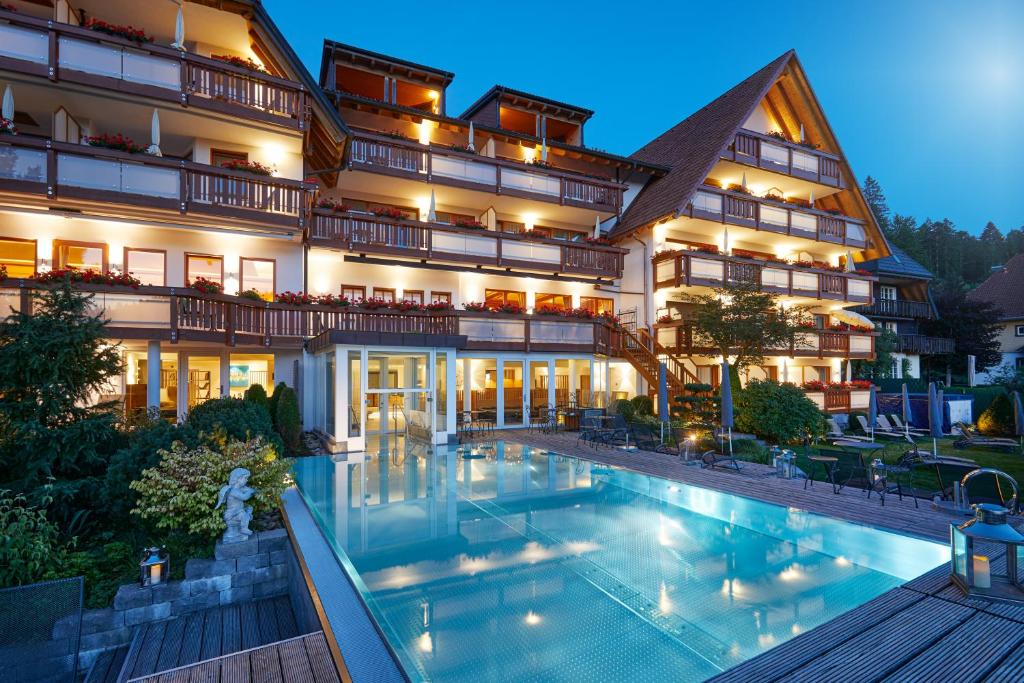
[[496, 302, 524, 314], [316, 198, 351, 213], [371, 206, 406, 220], [221, 159, 274, 176], [463, 302, 488, 312], [239, 288, 264, 302], [87, 133, 145, 154], [0, 116, 16, 136], [453, 217, 485, 229], [389, 300, 424, 312], [210, 54, 269, 75], [535, 304, 564, 316], [425, 300, 453, 311], [35, 267, 141, 288], [275, 291, 314, 306], [315, 294, 352, 307], [188, 276, 223, 294], [357, 297, 390, 310], [84, 17, 153, 44]]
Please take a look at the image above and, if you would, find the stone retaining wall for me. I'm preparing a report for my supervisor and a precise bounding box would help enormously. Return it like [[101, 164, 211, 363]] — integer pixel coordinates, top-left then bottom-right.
[[79, 528, 292, 667]]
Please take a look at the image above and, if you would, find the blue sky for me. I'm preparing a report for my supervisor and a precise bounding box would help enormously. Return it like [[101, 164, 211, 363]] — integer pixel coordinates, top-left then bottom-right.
[[265, 0, 1024, 233]]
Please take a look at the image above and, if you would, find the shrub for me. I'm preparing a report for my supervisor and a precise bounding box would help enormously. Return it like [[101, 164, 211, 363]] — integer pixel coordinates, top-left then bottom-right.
[[275, 386, 301, 453], [613, 398, 635, 422], [732, 438, 770, 464], [734, 380, 825, 444], [244, 383, 269, 410], [978, 393, 1015, 436], [186, 396, 280, 451], [268, 382, 287, 430], [131, 437, 291, 539], [630, 394, 654, 417], [0, 490, 68, 588]]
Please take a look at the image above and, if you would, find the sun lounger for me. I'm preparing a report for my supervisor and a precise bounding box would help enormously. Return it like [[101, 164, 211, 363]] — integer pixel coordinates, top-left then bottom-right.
[[855, 415, 904, 439], [953, 423, 1020, 452], [699, 449, 741, 472], [888, 414, 928, 436], [827, 418, 871, 442]]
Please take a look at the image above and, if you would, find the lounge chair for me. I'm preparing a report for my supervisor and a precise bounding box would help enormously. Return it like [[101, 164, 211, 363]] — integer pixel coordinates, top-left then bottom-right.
[[699, 449, 741, 472], [888, 414, 928, 436], [631, 423, 663, 451], [875, 415, 906, 435], [576, 416, 601, 448], [953, 423, 1020, 452], [855, 415, 905, 439], [826, 418, 871, 442]]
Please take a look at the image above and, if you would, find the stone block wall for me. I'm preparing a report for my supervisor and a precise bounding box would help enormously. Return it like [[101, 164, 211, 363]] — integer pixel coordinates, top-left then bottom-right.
[[79, 529, 293, 668]]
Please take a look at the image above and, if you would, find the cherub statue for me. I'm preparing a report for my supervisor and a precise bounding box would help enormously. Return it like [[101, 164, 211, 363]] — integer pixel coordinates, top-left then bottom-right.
[[215, 467, 255, 543]]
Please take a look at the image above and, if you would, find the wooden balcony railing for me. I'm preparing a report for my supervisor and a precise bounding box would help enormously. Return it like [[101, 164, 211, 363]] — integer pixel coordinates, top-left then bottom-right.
[[853, 298, 935, 320], [726, 129, 844, 188], [687, 186, 867, 248], [309, 210, 625, 279], [654, 320, 876, 359], [0, 281, 620, 356], [652, 250, 874, 304], [0, 9, 307, 128], [803, 388, 872, 413], [347, 131, 624, 212], [0, 136, 314, 231], [896, 334, 956, 355]]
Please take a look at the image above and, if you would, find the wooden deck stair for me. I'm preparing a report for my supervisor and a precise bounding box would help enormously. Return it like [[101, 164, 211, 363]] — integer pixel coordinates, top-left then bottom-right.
[[617, 326, 701, 405]]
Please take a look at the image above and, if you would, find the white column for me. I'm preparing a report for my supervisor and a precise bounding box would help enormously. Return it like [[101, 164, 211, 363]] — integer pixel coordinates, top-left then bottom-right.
[[446, 351, 457, 436], [335, 347, 348, 441], [146, 341, 161, 413], [219, 351, 230, 397], [177, 351, 189, 421], [462, 358, 472, 413], [547, 359, 556, 408], [496, 358, 505, 428]]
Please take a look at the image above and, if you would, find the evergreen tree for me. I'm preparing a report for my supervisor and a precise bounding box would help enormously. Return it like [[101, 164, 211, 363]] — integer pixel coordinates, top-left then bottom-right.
[[920, 284, 1002, 373], [862, 176, 891, 233], [0, 279, 123, 523]]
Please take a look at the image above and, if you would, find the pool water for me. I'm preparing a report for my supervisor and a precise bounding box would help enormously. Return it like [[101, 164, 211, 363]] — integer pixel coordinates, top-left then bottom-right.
[[292, 441, 946, 682]]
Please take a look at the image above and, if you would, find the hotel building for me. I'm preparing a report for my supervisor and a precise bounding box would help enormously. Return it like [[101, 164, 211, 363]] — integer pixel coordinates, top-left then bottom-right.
[[0, 2, 891, 451]]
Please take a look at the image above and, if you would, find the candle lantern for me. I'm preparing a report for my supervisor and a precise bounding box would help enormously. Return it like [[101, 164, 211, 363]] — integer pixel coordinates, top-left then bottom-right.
[[950, 504, 1024, 603], [140, 546, 169, 587]]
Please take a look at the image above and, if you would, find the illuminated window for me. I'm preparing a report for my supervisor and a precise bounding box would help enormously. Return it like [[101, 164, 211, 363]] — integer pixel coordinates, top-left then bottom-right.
[[372, 287, 395, 302], [240, 258, 275, 301], [342, 285, 365, 301], [343, 198, 418, 220], [580, 296, 614, 315], [185, 254, 223, 285], [54, 240, 106, 272], [431, 291, 451, 304], [124, 248, 165, 286], [497, 220, 526, 234], [0, 238, 36, 278], [535, 292, 570, 310], [401, 290, 423, 304], [485, 289, 525, 308]]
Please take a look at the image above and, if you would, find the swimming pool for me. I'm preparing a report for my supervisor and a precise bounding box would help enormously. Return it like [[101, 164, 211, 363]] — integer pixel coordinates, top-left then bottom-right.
[[292, 441, 946, 682]]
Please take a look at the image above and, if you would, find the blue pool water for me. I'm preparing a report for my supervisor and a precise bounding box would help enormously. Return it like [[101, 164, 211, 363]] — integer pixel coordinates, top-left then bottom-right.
[[292, 441, 946, 682]]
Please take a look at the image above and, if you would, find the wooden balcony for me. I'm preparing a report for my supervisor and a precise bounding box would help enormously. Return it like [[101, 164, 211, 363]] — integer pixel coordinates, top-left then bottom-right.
[[0, 136, 313, 231], [347, 131, 624, 212], [686, 185, 867, 248], [309, 210, 625, 280], [0, 280, 619, 356], [652, 249, 874, 304], [896, 334, 955, 355], [854, 298, 934, 320], [803, 388, 871, 413], [654, 320, 875, 359], [726, 129, 844, 188], [0, 9, 307, 129]]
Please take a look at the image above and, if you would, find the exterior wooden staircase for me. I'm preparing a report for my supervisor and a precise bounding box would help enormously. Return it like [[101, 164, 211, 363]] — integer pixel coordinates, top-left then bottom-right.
[[617, 325, 702, 404]]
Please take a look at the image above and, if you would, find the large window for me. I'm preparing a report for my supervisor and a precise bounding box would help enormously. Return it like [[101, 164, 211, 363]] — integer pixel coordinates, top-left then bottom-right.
[[124, 248, 165, 286], [485, 289, 525, 309], [401, 289, 424, 305], [185, 253, 223, 285], [431, 291, 451, 304], [240, 258, 275, 301], [535, 292, 570, 311], [372, 287, 396, 302], [580, 296, 614, 315], [54, 240, 106, 272], [342, 284, 365, 301], [0, 238, 36, 278]]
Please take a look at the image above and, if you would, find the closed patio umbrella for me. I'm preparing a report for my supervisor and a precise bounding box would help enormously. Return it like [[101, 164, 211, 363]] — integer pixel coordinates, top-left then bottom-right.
[[593, 215, 602, 239], [928, 382, 943, 456], [901, 383, 912, 436], [1014, 391, 1024, 447], [171, 3, 185, 50], [467, 121, 475, 151], [867, 384, 878, 442], [147, 109, 162, 156], [541, 137, 547, 162], [2, 85, 13, 121], [427, 189, 436, 222], [720, 360, 734, 455]]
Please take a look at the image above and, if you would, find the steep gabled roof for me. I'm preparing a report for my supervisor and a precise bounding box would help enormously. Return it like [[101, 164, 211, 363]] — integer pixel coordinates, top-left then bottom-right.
[[460, 85, 593, 122], [610, 50, 887, 260], [859, 244, 934, 280], [967, 253, 1024, 320], [610, 51, 792, 238]]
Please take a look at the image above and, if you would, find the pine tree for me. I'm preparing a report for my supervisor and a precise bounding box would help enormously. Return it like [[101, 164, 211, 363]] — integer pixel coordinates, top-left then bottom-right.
[[862, 176, 891, 233]]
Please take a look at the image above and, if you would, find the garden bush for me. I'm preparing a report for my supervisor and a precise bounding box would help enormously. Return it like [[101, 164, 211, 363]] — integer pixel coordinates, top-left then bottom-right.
[[243, 383, 269, 411], [630, 394, 653, 417], [103, 416, 191, 525], [613, 398, 635, 422], [978, 392, 1015, 436], [186, 396, 281, 451], [268, 382, 287, 429], [0, 490, 68, 588], [734, 380, 825, 444], [274, 386, 302, 453], [131, 436, 291, 539]]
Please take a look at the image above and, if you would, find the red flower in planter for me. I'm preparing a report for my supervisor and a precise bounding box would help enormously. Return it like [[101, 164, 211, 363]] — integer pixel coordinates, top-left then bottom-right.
[[35, 267, 141, 288], [372, 206, 407, 220], [276, 291, 314, 306], [389, 299, 424, 312], [188, 277, 224, 294], [222, 160, 274, 176], [315, 294, 351, 307], [585, 236, 612, 246], [84, 17, 153, 44], [425, 301, 453, 311], [535, 304, 565, 316], [849, 380, 873, 389], [497, 302, 524, 314], [316, 199, 351, 212], [0, 116, 17, 135], [210, 54, 269, 74], [801, 380, 827, 391], [453, 218, 485, 229], [567, 307, 596, 319], [87, 133, 145, 154], [463, 302, 488, 312], [357, 297, 391, 310], [599, 311, 621, 326], [657, 314, 674, 324]]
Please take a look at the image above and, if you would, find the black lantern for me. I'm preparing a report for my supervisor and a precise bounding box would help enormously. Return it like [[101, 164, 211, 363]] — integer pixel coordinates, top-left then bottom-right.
[[140, 546, 169, 587], [950, 504, 1024, 603]]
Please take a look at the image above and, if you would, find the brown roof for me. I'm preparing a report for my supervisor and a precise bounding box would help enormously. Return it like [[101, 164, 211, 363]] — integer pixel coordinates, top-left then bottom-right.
[[610, 51, 793, 238], [967, 253, 1024, 319]]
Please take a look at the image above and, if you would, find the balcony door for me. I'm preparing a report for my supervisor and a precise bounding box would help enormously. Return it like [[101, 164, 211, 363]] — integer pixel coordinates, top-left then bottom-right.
[[353, 350, 437, 452]]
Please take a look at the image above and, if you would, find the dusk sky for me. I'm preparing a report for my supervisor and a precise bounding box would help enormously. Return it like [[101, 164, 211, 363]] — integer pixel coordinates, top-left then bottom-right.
[[265, 0, 1024, 233]]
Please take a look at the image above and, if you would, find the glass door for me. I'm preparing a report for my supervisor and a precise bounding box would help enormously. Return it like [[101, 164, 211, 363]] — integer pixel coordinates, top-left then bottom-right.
[[362, 351, 434, 447]]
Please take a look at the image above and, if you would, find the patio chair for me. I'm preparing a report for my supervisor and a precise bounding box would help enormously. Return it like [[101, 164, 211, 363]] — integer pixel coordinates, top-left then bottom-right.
[[699, 449, 741, 472], [959, 468, 1019, 513], [827, 418, 871, 442], [655, 426, 689, 458], [888, 414, 929, 436], [855, 415, 904, 439], [602, 414, 631, 448], [875, 415, 907, 435], [528, 405, 551, 433], [576, 416, 602, 448], [821, 446, 871, 492], [631, 423, 662, 451], [932, 460, 980, 501], [952, 423, 1021, 452]]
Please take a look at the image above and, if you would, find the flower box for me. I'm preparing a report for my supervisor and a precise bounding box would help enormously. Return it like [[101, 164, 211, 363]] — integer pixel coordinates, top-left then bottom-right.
[[316, 199, 351, 213], [357, 297, 391, 310], [221, 160, 273, 176], [535, 305, 565, 316], [425, 301, 453, 311], [454, 218, 485, 229], [239, 289, 264, 302], [371, 207, 407, 220], [0, 117, 16, 136], [35, 267, 141, 288], [210, 54, 268, 75], [276, 291, 314, 306], [463, 302, 488, 312], [84, 17, 152, 44], [87, 133, 145, 154], [189, 277, 223, 294]]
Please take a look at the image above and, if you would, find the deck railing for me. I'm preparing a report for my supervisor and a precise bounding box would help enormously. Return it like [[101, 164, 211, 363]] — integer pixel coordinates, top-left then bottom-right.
[[654, 320, 875, 359], [0, 136, 313, 230], [652, 249, 874, 303], [688, 185, 867, 248], [309, 210, 625, 279], [348, 131, 624, 212], [854, 298, 935, 320], [0, 9, 306, 128], [896, 334, 956, 355], [726, 129, 844, 188]]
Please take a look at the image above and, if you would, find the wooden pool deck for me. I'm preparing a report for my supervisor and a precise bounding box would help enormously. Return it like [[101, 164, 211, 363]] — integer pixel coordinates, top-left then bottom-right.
[[493, 429, 1024, 683]]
